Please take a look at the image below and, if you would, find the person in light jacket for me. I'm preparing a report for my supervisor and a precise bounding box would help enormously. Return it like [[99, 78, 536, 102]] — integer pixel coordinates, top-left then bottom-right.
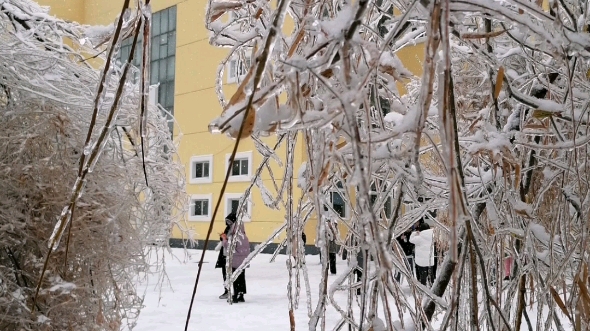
[[409, 222, 435, 286], [221, 212, 250, 303]]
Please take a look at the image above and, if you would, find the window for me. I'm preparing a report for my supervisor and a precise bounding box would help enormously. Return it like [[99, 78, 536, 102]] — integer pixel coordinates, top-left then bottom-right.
[[195, 161, 210, 178], [151, 6, 177, 118], [375, 0, 397, 37], [227, 55, 250, 83], [229, 198, 240, 214], [188, 194, 212, 221], [226, 151, 252, 182], [232, 158, 248, 176], [370, 87, 391, 116], [118, 35, 142, 68], [225, 193, 252, 222], [189, 155, 213, 184], [324, 182, 348, 219], [369, 179, 393, 219], [192, 200, 209, 216], [117, 6, 177, 133]]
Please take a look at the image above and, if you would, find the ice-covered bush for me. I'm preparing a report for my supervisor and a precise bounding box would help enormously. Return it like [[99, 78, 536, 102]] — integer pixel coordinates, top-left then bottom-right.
[[0, 0, 185, 329], [200, 0, 590, 330]]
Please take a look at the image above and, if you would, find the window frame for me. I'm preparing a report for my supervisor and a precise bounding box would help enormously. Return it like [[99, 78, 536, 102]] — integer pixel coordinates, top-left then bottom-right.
[[324, 182, 349, 219], [188, 194, 213, 221], [117, 6, 176, 133], [224, 193, 252, 222], [226, 54, 250, 84], [225, 151, 253, 182], [149, 84, 159, 105], [189, 155, 213, 184]]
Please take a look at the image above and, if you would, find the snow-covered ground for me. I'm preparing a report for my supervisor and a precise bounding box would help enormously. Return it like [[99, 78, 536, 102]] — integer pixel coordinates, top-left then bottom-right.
[[132, 248, 401, 331], [131, 248, 562, 331]]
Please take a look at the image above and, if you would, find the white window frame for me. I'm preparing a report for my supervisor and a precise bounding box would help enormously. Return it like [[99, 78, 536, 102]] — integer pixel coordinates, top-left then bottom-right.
[[188, 194, 213, 221], [324, 183, 349, 219], [225, 151, 252, 182], [148, 84, 159, 106], [189, 155, 213, 184], [226, 55, 250, 84], [225, 193, 252, 222]]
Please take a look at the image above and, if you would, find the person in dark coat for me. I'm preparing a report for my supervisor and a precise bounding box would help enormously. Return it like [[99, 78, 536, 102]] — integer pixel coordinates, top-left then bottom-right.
[[326, 219, 339, 275], [301, 231, 307, 262], [354, 247, 366, 295], [395, 228, 415, 283], [215, 222, 232, 299], [221, 212, 250, 303]]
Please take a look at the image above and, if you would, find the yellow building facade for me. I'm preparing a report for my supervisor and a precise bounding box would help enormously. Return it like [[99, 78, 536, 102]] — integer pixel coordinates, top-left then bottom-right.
[[36, 0, 424, 248]]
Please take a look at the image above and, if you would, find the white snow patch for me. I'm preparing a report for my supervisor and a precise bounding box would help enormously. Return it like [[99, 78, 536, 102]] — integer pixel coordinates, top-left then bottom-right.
[[37, 315, 50, 324], [543, 167, 559, 180], [49, 281, 76, 293], [131, 246, 558, 331], [372, 142, 393, 159], [530, 223, 551, 243], [11, 289, 24, 301], [536, 249, 550, 261], [497, 47, 522, 59], [297, 162, 308, 190], [535, 99, 563, 113], [84, 25, 113, 39], [131, 248, 429, 331], [468, 130, 511, 159], [384, 111, 404, 126], [254, 101, 294, 133], [512, 199, 534, 217], [321, 6, 354, 37]]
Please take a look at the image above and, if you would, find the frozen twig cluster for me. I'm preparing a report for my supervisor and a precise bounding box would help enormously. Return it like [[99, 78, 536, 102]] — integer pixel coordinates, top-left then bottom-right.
[[0, 0, 186, 330], [203, 0, 590, 330]]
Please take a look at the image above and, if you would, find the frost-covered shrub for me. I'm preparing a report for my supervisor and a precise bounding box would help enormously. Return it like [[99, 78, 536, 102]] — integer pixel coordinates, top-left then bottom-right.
[[0, 1, 185, 329]]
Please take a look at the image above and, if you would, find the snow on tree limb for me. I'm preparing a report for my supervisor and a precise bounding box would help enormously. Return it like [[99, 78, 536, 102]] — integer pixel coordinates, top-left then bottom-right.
[[0, 0, 186, 329]]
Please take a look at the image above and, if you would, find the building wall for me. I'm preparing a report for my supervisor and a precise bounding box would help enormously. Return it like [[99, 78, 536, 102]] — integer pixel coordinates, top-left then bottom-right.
[[36, 0, 85, 23], [34, 0, 424, 246], [35, 0, 300, 244]]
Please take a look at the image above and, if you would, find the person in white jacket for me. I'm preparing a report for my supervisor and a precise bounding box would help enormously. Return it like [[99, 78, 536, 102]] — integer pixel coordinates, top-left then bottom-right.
[[409, 222, 435, 286]]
